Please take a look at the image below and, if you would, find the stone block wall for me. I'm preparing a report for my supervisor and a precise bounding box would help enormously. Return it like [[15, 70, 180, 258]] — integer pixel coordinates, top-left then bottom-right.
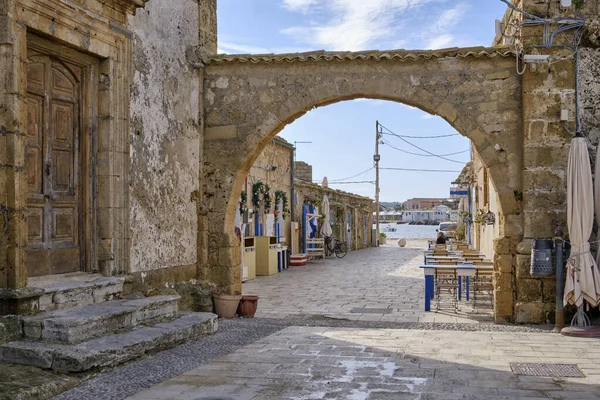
[[294, 181, 373, 251], [511, 0, 599, 323], [294, 161, 313, 182]]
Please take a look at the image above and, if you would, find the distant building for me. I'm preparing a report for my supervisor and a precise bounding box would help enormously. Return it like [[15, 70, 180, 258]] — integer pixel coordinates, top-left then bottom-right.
[[402, 205, 452, 222], [403, 198, 447, 210]]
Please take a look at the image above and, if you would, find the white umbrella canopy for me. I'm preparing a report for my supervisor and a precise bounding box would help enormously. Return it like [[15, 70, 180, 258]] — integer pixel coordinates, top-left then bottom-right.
[[564, 137, 600, 308], [320, 194, 333, 237]]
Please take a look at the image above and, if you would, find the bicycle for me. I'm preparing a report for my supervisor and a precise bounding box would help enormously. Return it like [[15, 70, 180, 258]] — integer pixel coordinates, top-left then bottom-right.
[[324, 236, 348, 259]]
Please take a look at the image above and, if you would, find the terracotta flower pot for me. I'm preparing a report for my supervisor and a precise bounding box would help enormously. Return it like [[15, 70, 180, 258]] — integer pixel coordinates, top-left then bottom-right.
[[237, 295, 259, 318], [212, 291, 242, 318]]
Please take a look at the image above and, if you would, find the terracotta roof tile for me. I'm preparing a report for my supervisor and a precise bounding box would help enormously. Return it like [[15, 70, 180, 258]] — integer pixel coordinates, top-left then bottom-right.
[[206, 46, 515, 65]]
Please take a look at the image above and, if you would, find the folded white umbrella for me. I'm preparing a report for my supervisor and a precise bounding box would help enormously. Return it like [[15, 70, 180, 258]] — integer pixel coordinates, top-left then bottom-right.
[[564, 137, 600, 308], [320, 194, 333, 238]]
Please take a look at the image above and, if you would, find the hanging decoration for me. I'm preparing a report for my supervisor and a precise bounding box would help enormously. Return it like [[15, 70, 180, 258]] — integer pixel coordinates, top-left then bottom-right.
[[274, 190, 289, 219], [239, 190, 248, 215], [251, 182, 272, 214]]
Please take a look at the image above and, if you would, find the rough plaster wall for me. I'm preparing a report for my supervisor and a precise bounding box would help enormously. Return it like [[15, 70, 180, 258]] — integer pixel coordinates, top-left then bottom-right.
[[579, 48, 600, 143], [128, 0, 200, 273]]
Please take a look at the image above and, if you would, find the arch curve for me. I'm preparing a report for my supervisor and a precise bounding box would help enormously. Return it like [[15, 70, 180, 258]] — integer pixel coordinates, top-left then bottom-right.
[[201, 48, 523, 322]]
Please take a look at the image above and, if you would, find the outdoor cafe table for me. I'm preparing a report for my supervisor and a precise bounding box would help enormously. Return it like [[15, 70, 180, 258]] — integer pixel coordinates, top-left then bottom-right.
[[419, 264, 494, 311]]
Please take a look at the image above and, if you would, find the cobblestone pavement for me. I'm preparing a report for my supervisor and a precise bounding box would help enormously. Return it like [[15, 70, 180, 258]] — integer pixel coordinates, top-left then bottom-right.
[[243, 240, 493, 323], [129, 326, 600, 400], [57, 242, 566, 400]]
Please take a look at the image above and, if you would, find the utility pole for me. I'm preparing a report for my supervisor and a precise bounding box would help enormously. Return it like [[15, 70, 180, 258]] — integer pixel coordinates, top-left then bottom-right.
[[375, 121, 381, 246]]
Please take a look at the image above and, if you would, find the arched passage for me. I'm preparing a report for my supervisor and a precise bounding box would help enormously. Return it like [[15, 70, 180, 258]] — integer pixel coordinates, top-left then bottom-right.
[[201, 47, 522, 322]]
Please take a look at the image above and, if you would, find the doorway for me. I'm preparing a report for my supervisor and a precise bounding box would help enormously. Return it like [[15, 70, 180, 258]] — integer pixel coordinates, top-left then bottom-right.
[[25, 35, 97, 277]]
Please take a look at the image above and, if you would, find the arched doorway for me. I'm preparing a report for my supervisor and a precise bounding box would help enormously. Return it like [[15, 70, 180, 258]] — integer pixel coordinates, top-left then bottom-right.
[[201, 47, 522, 322]]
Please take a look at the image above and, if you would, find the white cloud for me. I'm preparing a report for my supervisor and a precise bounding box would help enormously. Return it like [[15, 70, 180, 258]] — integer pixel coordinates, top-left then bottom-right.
[[280, 0, 440, 51], [421, 114, 436, 120], [421, 3, 468, 49], [282, 0, 320, 13], [425, 34, 454, 49]]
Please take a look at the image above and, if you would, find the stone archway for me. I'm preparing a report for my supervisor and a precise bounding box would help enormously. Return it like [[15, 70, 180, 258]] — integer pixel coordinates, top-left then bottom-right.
[[201, 47, 522, 322]]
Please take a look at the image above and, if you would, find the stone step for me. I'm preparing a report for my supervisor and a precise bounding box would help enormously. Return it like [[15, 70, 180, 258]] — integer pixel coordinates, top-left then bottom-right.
[[30, 273, 125, 312], [0, 312, 218, 372], [22, 295, 180, 344]]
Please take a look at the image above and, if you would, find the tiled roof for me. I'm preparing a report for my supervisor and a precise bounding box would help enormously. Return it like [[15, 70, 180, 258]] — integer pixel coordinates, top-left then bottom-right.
[[206, 46, 515, 65]]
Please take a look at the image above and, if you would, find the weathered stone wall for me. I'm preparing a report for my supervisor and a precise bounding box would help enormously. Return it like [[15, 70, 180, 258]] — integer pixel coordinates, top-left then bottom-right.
[[580, 48, 600, 142], [294, 161, 313, 182], [202, 49, 523, 314], [294, 181, 373, 251], [127, 0, 201, 274], [508, 0, 599, 323], [247, 138, 293, 244], [0, 0, 146, 289]]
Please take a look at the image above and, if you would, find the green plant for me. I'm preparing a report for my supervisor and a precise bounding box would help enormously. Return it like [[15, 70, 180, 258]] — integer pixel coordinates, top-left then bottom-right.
[[274, 190, 289, 219], [263, 184, 272, 212], [239, 190, 248, 215], [474, 209, 486, 225], [514, 190, 523, 201], [574, 0, 584, 9], [251, 182, 271, 213], [379, 232, 387, 238], [455, 224, 466, 241], [251, 182, 264, 209], [334, 208, 345, 224]]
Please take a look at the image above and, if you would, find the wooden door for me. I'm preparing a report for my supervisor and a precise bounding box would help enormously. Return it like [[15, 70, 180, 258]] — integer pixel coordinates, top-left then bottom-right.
[[26, 52, 84, 277]]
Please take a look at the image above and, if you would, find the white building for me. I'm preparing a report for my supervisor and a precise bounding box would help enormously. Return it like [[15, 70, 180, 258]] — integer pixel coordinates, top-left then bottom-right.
[[402, 205, 452, 222]]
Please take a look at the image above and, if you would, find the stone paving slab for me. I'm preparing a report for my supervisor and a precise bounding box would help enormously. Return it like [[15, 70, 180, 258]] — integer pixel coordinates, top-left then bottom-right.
[[129, 326, 600, 400], [244, 240, 493, 324]]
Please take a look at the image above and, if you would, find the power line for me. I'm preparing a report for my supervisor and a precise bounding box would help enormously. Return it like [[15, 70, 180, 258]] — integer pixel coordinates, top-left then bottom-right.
[[381, 167, 461, 173], [329, 167, 375, 182], [328, 181, 375, 184], [381, 132, 460, 139], [382, 139, 470, 157], [378, 123, 465, 164]]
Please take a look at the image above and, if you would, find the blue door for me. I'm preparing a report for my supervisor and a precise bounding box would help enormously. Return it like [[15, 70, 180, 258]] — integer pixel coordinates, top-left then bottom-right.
[[346, 210, 352, 249], [364, 215, 368, 247]]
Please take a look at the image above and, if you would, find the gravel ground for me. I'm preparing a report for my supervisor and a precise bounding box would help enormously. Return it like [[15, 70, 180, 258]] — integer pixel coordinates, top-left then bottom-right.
[[53, 316, 556, 400]]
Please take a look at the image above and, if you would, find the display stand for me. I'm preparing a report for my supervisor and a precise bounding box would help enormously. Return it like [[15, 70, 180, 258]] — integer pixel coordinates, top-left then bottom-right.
[[244, 237, 256, 281], [255, 236, 278, 276], [302, 205, 324, 260]]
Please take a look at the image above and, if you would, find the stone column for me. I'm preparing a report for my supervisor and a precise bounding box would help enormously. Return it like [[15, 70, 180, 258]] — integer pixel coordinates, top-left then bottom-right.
[[0, 0, 28, 289], [515, 0, 596, 323]]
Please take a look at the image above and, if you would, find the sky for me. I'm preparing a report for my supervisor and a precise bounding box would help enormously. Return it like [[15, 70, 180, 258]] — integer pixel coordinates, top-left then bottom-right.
[[217, 0, 509, 203]]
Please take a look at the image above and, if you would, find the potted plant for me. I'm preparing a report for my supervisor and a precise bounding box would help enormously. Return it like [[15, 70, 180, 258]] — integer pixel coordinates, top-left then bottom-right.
[[212, 291, 242, 318], [379, 232, 387, 245], [237, 295, 260, 318]]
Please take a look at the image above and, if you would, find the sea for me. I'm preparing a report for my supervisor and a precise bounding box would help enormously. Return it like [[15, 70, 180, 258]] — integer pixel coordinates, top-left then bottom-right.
[[375, 223, 438, 239]]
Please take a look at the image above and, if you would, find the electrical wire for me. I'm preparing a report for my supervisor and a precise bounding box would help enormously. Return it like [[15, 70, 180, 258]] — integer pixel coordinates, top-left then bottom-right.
[[327, 181, 375, 185], [382, 139, 470, 158], [381, 132, 459, 139], [378, 123, 466, 164], [381, 167, 461, 173], [329, 167, 375, 183]]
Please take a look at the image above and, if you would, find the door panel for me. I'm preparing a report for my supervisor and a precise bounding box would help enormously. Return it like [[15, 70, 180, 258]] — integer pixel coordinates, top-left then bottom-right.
[[26, 51, 83, 277]]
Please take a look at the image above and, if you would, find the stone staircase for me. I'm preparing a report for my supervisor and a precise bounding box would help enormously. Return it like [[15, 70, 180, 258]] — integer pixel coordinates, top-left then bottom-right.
[[0, 274, 218, 372]]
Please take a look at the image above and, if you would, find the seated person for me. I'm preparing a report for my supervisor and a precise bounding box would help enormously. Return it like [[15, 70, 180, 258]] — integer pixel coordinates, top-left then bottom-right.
[[436, 231, 446, 245]]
